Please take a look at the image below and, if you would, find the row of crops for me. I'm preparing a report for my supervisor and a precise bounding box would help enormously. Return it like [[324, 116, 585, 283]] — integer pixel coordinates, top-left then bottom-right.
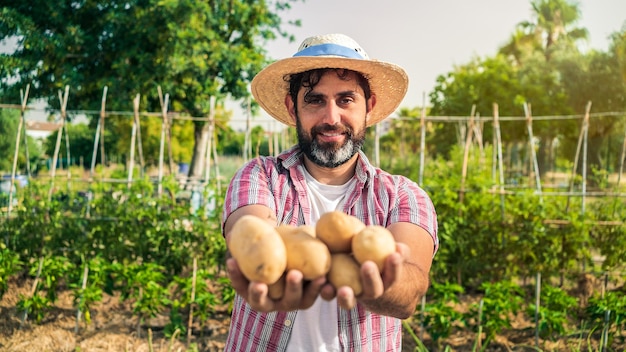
[[1, 150, 626, 350]]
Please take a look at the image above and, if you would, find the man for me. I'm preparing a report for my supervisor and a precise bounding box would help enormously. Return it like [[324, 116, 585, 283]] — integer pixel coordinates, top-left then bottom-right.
[[222, 33, 438, 351]]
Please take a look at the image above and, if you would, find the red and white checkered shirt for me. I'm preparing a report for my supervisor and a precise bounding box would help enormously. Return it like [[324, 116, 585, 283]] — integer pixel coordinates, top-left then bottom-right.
[[222, 146, 438, 352]]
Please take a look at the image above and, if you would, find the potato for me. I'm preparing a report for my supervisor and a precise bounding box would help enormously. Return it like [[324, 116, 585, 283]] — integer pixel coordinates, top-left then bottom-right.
[[277, 224, 331, 280], [316, 211, 366, 253], [327, 253, 363, 296], [352, 225, 396, 272], [228, 215, 287, 284]]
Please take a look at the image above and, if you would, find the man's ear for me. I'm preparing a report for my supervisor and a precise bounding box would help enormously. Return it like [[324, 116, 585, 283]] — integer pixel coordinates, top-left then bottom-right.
[[366, 94, 377, 118], [285, 94, 297, 123]]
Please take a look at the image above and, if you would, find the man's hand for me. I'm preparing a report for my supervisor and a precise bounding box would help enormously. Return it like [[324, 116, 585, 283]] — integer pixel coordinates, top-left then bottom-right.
[[319, 242, 409, 311], [226, 257, 327, 312]]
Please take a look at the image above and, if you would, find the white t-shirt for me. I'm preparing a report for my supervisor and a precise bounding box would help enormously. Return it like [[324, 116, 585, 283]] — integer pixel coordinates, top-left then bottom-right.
[[286, 168, 355, 351]]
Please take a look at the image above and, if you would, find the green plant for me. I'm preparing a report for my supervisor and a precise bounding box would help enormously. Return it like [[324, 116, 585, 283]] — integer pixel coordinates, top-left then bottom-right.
[[17, 292, 52, 324], [467, 280, 524, 349], [420, 282, 465, 350], [527, 284, 578, 339], [0, 247, 22, 299], [585, 291, 626, 346], [127, 262, 170, 335], [37, 255, 75, 303], [71, 257, 107, 325], [164, 304, 187, 339]]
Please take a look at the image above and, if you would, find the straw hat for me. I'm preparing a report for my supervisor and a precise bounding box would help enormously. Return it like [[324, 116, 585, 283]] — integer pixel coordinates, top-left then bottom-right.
[[251, 33, 408, 127]]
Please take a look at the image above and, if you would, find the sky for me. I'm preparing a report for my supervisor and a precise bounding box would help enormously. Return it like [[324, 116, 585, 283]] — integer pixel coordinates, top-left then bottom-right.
[[261, 0, 626, 110], [2, 0, 625, 129]]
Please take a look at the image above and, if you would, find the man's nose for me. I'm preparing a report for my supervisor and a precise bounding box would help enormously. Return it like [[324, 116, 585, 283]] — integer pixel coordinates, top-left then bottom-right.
[[320, 101, 341, 125]]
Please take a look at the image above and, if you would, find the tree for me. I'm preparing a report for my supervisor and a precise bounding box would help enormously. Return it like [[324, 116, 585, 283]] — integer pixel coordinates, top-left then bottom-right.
[[556, 30, 626, 174], [428, 55, 525, 158], [0, 109, 41, 173], [496, 0, 591, 175], [504, 0, 588, 62], [0, 0, 301, 180]]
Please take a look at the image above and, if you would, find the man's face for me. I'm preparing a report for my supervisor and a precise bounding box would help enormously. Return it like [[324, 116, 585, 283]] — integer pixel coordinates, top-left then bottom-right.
[[288, 70, 372, 168]]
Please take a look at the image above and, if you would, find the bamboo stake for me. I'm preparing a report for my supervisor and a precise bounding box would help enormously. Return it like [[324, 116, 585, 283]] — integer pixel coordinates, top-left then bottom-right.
[[617, 126, 626, 189], [19, 86, 32, 178], [493, 104, 506, 219], [48, 85, 70, 201], [90, 86, 108, 180], [523, 102, 543, 203], [212, 121, 222, 193], [75, 263, 89, 333], [581, 102, 592, 215], [8, 85, 30, 220], [565, 102, 591, 213], [473, 113, 485, 160], [459, 105, 476, 207], [134, 98, 145, 178], [128, 94, 140, 189], [21, 257, 44, 327], [187, 257, 197, 341], [157, 86, 170, 197], [204, 96, 216, 185], [62, 87, 72, 190], [534, 272, 541, 348], [613, 126, 626, 217], [419, 92, 426, 185], [475, 299, 484, 351]]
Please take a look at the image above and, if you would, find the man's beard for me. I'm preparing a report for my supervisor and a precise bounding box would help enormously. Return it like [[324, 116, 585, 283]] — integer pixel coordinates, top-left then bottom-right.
[[296, 119, 366, 168]]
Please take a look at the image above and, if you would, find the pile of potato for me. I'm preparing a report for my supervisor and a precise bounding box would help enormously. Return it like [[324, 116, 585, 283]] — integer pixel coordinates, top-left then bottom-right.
[[228, 211, 396, 299]]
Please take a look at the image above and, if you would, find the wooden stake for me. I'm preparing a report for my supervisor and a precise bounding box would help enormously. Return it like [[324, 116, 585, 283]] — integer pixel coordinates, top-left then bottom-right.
[[62, 88, 72, 190], [75, 263, 89, 333], [49, 85, 70, 201], [534, 272, 541, 348], [21, 257, 44, 327], [565, 102, 592, 213], [459, 105, 476, 207], [187, 257, 197, 341], [204, 96, 216, 184], [493, 103, 506, 219], [157, 86, 170, 197], [523, 102, 543, 203], [90, 86, 108, 180], [8, 84, 30, 220], [581, 102, 592, 215], [19, 86, 32, 178], [128, 94, 140, 189]]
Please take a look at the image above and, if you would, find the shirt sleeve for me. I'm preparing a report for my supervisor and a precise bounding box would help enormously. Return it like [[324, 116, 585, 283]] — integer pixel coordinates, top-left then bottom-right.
[[392, 177, 439, 255], [222, 156, 277, 236]]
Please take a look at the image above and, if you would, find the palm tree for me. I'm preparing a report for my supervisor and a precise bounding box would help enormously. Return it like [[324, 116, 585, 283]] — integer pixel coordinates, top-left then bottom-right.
[[500, 0, 588, 62]]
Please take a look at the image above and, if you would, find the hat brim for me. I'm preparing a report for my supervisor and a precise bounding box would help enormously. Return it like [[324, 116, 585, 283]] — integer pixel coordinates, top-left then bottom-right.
[[251, 56, 408, 127]]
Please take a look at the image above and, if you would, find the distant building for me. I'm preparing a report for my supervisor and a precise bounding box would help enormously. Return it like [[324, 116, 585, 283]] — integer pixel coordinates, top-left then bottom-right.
[[25, 120, 62, 139]]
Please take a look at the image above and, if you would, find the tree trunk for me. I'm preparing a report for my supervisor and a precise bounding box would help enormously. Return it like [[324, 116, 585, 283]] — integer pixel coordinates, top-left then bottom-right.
[[187, 121, 210, 187]]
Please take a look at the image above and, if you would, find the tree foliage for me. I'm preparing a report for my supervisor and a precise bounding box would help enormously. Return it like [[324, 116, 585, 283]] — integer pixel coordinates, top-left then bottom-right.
[[427, 0, 625, 175], [0, 109, 41, 173], [0, 0, 301, 174]]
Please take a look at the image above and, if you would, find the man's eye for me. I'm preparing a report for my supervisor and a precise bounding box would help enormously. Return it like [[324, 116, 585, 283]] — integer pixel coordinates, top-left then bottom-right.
[[304, 97, 323, 104], [339, 97, 354, 104]]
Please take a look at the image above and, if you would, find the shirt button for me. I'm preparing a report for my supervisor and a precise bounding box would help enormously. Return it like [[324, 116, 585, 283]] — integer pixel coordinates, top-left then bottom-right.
[[284, 319, 292, 326]]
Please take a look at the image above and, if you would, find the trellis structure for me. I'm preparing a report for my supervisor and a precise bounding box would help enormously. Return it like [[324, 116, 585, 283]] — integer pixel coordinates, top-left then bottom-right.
[[1, 85, 626, 222]]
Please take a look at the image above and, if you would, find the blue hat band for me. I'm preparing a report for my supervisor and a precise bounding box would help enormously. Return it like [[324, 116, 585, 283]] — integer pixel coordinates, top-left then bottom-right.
[[293, 43, 364, 59]]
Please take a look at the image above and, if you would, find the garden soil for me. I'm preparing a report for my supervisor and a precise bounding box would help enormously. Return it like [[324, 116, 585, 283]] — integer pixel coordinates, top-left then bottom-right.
[[1, 276, 624, 352]]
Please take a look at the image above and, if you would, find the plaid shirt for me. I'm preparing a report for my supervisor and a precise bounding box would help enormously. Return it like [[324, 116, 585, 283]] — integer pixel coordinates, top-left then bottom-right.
[[222, 146, 438, 352]]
